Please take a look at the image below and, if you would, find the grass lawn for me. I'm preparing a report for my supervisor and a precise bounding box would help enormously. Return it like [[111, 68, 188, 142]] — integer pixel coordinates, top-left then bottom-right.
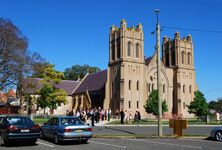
[[33, 117, 49, 125], [107, 118, 221, 125]]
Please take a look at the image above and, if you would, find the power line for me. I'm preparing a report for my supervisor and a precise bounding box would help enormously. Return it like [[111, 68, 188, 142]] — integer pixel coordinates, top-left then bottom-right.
[[162, 26, 222, 34]]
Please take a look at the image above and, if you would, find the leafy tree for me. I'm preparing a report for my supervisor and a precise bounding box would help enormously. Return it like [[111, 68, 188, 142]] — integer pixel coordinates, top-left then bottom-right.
[[209, 98, 222, 113], [187, 90, 208, 116], [64, 64, 100, 80], [144, 90, 168, 116], [37, 64, 67, 114]]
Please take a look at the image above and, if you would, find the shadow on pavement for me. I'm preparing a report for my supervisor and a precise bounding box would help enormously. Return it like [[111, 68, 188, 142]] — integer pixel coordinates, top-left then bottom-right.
[[2, 141, 37, 147], [40, 138, 89, 146], [104, 126, 136, 135]]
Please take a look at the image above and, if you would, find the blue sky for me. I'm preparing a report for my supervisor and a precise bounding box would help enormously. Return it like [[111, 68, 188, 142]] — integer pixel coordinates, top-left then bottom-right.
[[1, 0, 222, 101]]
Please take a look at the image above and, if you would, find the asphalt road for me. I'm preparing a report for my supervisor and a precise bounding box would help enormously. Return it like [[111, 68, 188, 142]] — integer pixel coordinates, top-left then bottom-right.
[[93, 125, 216, 136], [0, 138, 221, 150]]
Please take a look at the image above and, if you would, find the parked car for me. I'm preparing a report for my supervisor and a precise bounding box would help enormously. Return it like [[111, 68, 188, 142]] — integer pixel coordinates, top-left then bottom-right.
[[210, 126, 222, 142], [0, 115, 40, 146], [40, 116, 92, 144]]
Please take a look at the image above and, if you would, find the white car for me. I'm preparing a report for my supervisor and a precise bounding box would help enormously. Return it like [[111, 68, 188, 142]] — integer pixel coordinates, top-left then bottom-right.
[[210, 126, 222, 142]]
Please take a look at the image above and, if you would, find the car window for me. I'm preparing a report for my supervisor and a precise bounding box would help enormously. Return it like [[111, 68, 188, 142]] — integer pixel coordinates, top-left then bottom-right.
[[61, 118, 83, 125], [25, 117, 34, 125], [52, 118, 59, 126], [7, 117, 24, 125], [46, 118, 55, 125], [0, 117, 4, 125]]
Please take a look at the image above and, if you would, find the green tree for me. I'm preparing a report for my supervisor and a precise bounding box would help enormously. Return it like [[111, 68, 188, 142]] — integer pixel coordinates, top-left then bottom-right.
[[187, 90, 208, 117], [64, 64, 100, 80], [37, 64, 67, 114], [209, 98, 222, 113], [144, 90, 168, 116]]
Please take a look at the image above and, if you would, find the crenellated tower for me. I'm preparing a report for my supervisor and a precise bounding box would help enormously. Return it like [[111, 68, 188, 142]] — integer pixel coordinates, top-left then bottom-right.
[[107, 19, 146, 115], [162, 32, 197, 116]]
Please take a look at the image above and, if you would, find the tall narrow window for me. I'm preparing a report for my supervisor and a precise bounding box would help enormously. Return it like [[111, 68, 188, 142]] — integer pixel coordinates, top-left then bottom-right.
[[117, 41, 120, 58], [128, 41, 131, 56], [137, 81, 139, 91], [137, 101, 139, 109], [189, 85, 192, 94], [112, 42, 115, 60], [183, 85, 185, 93], [163, 84, 165, 93], [152, 84, 154, 91], [148, 83, 151, 92], [136, 43, 139, 58], [187, 52, 191, 65], [129, 80, 131, 90], [182, 51, 185, 64], [129, 101, 131, 109]]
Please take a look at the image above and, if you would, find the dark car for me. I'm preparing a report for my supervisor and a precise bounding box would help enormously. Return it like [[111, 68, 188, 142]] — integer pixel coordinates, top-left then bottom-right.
[[0, 115, 40, 146], [210, 126, 222, 142], [40, 116, 92, 144]]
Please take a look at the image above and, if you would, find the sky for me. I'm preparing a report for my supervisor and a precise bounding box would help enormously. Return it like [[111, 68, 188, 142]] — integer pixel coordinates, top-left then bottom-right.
[[0, 0, 222, 101]]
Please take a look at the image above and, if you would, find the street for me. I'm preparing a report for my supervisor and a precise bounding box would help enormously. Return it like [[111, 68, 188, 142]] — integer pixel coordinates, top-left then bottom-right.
[[0, 138, 221, 150], [93, 125, 216, 136]]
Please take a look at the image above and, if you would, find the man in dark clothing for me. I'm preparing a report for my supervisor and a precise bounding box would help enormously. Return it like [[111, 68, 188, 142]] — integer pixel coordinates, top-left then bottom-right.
[[120, 109, 124, 124]]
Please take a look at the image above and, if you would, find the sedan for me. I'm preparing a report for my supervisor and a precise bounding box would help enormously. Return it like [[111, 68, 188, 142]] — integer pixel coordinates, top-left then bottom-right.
[[40, 116, 92, 144], [210, 126, 222, 142], [0, 115, 40, 146]]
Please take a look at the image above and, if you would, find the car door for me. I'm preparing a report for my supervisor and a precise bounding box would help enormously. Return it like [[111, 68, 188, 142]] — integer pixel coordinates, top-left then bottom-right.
[[48, 118, 59, 139], [42, 118, 54, 138]]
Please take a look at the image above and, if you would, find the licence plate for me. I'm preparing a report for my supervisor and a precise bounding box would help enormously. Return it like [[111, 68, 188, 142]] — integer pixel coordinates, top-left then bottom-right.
[[75, 130, 83, 132], [21, 129, 29, 133]]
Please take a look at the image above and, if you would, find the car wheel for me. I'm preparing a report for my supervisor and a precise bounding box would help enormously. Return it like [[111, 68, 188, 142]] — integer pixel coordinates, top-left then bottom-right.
[[29, 139, 37, 145], [81, 139, 88, 144], [40, 130, 45, 139], [54, 134, 59, 144], [215, 130, 222, 142]]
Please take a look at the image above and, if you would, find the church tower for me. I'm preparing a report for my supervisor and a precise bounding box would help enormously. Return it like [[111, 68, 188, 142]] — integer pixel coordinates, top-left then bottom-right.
[[107, 20, 146, 114], [162, 32, 197, 116]]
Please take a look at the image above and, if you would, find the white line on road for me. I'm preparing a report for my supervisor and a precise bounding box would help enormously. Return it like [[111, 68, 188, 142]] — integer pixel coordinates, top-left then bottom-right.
[[89, 140, 127, 149], [126, 139, 202, 149], [37, 141, 55, 148]]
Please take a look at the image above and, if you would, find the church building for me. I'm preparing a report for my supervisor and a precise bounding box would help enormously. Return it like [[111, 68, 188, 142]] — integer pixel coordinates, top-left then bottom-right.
[[101, 19, 197, 117]]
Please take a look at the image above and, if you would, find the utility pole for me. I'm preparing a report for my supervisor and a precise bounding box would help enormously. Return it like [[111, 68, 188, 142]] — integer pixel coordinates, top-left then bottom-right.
[[155, 9, 162, 137]]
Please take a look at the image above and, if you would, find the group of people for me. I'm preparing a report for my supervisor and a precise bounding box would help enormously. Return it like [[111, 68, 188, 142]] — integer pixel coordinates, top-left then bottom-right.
[[116, 109, 141, 124], [66, 107, 112, 126]]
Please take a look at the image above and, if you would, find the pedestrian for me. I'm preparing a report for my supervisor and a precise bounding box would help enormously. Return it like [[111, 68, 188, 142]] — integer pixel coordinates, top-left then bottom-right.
[[120, 109, 124, 124], [216, 112, 220, 124], [108, 109, 111, 122], [90, 109, 95, 126]]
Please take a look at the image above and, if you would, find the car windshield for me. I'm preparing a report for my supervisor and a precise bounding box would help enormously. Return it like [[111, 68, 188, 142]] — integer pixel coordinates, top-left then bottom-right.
[[61, 117, 83, 125], [7, 117, 34, 125]]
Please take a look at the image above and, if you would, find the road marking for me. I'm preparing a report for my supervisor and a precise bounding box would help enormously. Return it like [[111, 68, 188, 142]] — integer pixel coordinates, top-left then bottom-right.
[[126, 139, 202, 149], [37, 141, 55, 148], [89, 140, 127, 149]]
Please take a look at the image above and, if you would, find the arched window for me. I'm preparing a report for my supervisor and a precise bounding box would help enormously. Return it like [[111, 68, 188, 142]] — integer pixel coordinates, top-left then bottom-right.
[[181, 51, 185, 64], [152, 84, 154, 91], [189, 85, 192, 94], [163, 84, 165, 93], [183, 85, 185, 93], [136, 43, 140, 58], [129, 80, 131, 90], [128, 41, 131, 56], [137, 81, 139, 91], [187, 52, 191, 65]]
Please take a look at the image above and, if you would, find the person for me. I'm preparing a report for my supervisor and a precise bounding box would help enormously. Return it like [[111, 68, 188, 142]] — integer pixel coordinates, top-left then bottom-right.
[[216, 112, 220, 124], [120, 109, 124, 124], [115, 109, 120, 119], [90, 109, 95, 126]]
